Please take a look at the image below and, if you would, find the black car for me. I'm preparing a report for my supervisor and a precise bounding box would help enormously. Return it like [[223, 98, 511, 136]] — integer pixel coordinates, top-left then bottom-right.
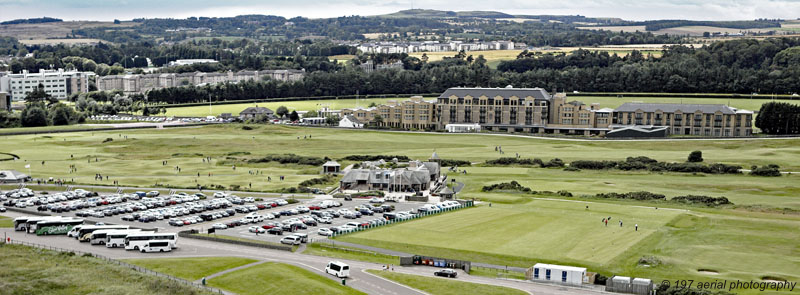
[[381, 204, 395, 212], [267, 227, 283, 235], [359, 208, 374, 216], [383, 213, 397, 220], [434, 269, 458, 278], [369, 206, 384, 213]]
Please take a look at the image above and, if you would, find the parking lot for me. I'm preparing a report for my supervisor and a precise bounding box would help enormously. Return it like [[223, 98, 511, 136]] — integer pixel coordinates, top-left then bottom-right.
[[209, 198, 425, 244], [1, 188, 445, 247]]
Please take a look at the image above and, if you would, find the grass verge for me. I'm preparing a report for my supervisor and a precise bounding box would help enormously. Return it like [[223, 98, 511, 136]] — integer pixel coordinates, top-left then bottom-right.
[[304, 243, 399, 265], [469, 266, 527, 280], [0, 243, 213, 294], [0, 215, 12, 228], [191, 233, 298, 252], [124, 256, 258, 281], [366, 269, 528, 295], [208, 262, 365, 295]]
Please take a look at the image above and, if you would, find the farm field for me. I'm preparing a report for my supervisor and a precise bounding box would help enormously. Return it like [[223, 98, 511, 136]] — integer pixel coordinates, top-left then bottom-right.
[[207, 262, 365, 295], [1, 124, 800, 193], [340, 200, 800, 294], [409, 47, 666, 68], [366, 270, 528, 295], [162, 97, 403, 117], [124, 257, 258, 281], [0, 244, 213, 294]]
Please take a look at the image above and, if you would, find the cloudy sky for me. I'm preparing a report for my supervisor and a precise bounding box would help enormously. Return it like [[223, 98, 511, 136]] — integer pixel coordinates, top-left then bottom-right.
[[0, 0, 798, 21]]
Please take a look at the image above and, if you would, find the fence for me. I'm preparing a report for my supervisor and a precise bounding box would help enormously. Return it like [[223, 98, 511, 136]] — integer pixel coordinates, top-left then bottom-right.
[[328, 202, 474, 238], [3, 239, 226, 294]]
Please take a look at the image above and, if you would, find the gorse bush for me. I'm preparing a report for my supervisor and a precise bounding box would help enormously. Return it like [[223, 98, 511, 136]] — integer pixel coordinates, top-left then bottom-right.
[[484, 157, 564, 167], [247, 154, 326, 166], [569, 156, 742, 174]]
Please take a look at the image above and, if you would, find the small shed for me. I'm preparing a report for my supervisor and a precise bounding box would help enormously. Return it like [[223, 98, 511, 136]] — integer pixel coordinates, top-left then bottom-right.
[[438, 186, 455, 200], [322, 161, 341, 174], [527, 263, 586, 286]]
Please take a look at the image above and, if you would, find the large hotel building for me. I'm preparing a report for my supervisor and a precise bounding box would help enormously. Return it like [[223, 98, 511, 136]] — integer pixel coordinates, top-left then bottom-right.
[[342, 87, 753, 137]]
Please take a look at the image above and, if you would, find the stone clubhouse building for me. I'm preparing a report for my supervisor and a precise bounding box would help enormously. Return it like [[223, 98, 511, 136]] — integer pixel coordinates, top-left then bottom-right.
[[341, 86, 753, 137]]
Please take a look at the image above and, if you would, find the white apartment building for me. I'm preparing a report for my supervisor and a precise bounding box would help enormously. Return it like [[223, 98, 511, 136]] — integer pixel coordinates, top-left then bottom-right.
[[0, 69, 94, 101], [96, 69, 305, 95]]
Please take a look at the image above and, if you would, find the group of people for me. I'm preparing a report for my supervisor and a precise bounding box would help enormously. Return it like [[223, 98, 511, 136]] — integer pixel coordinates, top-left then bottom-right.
[[297, 135, 312, 140], [602, 216, 638, 231], [494, 146, 504, 154]]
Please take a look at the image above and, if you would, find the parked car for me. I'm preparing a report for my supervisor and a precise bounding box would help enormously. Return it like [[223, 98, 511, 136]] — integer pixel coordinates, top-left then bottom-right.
[[248, 226, 265, 234], [267, 227, 283, 235], [434, 269, 458, 278], [318, 228, 333, 236], [280, 235, 301, 245], [212, 223, 228, 229]]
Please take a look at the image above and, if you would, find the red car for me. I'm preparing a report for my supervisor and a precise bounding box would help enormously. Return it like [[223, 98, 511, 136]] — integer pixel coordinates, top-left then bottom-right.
[[256, 204, 267, 209], [308, 205, 321, 210]]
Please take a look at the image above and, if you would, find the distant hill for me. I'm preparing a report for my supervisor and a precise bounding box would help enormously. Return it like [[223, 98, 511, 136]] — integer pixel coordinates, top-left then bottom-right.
[[381, 9, 513, 19], [1, 17, 62, 25]]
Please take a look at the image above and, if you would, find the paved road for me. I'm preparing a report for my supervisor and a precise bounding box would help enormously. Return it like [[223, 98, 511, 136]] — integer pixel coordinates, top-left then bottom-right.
[[0, 218, 607, 295]]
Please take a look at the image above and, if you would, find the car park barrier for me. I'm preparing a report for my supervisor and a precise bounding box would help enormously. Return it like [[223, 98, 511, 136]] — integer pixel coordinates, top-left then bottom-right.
[[4, 240, 226, 294]]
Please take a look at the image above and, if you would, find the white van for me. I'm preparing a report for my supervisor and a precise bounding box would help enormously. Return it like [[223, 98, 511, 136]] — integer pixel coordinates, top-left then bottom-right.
[[326, 261, 350, 278], [280, 235, 301, 245], [140, 240, 172, 253]]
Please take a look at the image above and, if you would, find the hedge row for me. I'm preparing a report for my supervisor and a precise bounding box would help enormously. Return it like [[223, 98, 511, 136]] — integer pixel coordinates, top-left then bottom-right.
[[570, 156, 742, 174], [481, 181, 733, 207], [484, 157, 565, 168], [246, 154, 326, 166], [438, 159, 471, 167], [750, 165, 782, 177]]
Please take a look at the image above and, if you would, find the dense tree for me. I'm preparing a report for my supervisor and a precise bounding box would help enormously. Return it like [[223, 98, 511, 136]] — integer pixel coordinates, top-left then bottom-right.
[[688, 151, 703, 163], [289, 110, 299, 121], [276, 106, 289, 118], [20, 106, 49, 127], [756, 102, 800, 134]]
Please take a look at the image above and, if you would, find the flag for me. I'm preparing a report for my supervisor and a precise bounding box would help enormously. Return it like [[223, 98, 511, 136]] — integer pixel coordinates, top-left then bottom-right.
[[24, 164, 30, 168]]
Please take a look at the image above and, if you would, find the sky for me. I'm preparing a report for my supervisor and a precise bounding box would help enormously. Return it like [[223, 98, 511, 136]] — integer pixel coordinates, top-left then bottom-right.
[[0, 0, 799, 22]]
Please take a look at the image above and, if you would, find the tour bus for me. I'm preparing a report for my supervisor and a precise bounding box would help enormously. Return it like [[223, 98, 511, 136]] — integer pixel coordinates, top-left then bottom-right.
[[14, 216, 65, 232], [67, 224, 87, 238], [124, 232, 178, 250], [89, 228, 136, 245], [105, 229, 143, 248], [34, 218, 85, 236], [77, 225, 130, 242], [325, 261, 350, 278], [139, 240, 172, 253]]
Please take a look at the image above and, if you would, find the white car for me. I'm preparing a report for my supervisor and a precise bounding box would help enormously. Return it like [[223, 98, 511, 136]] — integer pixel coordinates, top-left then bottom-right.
[[280, 235, 301, 245], [244, 197, 255, 203], [369, 197, 384, 203], [248, 226, 265, 233], [317, 228, 333, 236], [212, 223, 227, 229], [213, 192, 227, 198]]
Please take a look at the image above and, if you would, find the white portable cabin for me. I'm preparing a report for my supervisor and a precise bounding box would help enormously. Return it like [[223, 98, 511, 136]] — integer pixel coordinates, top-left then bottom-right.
[[530, 263, 586, 286]]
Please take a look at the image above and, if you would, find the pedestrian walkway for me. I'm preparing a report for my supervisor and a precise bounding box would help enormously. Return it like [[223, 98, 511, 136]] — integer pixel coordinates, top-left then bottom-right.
[[194, 260, 269, 283]]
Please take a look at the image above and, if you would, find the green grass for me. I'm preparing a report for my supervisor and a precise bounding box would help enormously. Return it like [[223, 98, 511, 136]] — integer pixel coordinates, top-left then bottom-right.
[[162, 98, 403, 117], [0, 215, 13, 228], [341, 200, 800, 295], [448, 167, 800, 209], [1, 124, 799, 199], [191, 233, 298, 251], [305, 243, 400, 265], [0, 244, 213, 295], [340, 201, 683, 267], [365, 270, 528, 295], [208, 262, 365, 295], [124, 257, 258, 281], [0, 124, 111, 135]]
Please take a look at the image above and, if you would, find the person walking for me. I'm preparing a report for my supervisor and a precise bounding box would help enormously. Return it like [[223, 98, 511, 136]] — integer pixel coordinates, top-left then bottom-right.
[[619, 220, 623, 227], [635, 224, 638, 231]]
